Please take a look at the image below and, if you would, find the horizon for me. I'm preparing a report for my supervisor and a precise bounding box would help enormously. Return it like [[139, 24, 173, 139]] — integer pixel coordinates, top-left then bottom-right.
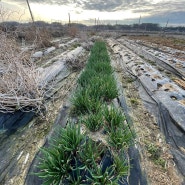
[[1, 0, 185, 26], [2, 20, 185, 28]]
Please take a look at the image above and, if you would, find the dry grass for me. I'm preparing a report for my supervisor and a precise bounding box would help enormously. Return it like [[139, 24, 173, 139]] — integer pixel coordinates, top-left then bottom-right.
[[68, 26, 79, 37], [0, 5, 54, 113], [0, 31, 44, 113], [66, 55, 87, 71], [174, 78, 185, 90], [128, 35, 185, 51], [21, 25, 53, 49]]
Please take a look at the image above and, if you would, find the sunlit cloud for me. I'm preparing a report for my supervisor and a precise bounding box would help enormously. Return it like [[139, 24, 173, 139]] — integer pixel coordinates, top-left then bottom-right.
[[0, 0, 185, 25], [29, 2, 146, 23]]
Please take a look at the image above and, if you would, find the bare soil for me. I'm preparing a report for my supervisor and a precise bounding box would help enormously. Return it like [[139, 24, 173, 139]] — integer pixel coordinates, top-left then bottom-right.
[[128, 35, 185, 51]]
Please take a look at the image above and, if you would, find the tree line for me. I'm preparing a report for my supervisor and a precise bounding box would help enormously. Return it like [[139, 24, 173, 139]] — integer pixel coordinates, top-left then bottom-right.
[[1, 21, 185, 32]]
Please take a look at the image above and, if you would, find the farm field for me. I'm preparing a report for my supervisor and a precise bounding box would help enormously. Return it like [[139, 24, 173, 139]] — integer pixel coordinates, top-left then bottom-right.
[[0, 31, 185, 185]]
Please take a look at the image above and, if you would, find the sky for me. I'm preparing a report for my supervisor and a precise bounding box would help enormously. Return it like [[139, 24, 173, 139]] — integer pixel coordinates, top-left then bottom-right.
[[0, 0, 185, 26]]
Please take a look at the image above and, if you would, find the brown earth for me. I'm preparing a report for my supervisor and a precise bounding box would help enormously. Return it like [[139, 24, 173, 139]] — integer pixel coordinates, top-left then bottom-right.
[[128, 35, 185, 51]]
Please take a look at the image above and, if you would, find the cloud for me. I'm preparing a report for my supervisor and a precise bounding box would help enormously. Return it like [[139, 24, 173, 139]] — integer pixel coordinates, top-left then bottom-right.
[[1, 0, 185, 25], [27, 0, 185, 19], [131, 0, 185, 15], [79, 0, 123, 11], [3, 0, 185, 13]]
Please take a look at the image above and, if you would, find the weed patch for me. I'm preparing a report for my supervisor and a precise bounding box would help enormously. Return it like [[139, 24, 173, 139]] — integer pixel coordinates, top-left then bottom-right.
[[130, 98, 139, 105], [146, 143, 166, 168]]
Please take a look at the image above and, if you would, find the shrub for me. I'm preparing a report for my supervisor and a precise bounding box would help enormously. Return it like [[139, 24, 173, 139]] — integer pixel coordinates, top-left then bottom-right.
[[24, 25, 53, 48]]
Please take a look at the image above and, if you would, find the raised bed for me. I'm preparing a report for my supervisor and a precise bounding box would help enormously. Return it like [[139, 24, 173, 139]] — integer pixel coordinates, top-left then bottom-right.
[[0, 37, 92, 185], [108, 38, 185, 182], [119, 38, 185, 79], [28, 41, 146, 185]]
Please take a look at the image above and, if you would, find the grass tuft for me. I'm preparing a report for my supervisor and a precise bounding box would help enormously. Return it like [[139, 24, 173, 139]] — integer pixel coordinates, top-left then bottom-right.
[[71, 88, 102, 115], [103, 105, 125, 131], [113, 152, 129, 177], [78, 139, 105, 167], [54, 122, 84, 153], [82, 111, 104, 132], [108, 126, 133, 150]]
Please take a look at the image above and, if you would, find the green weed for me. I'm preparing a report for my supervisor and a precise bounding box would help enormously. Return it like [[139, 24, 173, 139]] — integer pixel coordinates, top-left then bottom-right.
[[36, 145, 72, 185], [154, 158, 166, 168], [113, 152, 129, 176], [146, 143, 161, 160], [108, 126, 133, 150], [146, 143, 165, 168], [78, 139, 105, 167], [130, 98, 139, 105], [71, 88, 102, 114], [103, 105, 125, 131], [87, 163, 117, 185], [125, 77, 135, 83], [82, 111, 104, 132]]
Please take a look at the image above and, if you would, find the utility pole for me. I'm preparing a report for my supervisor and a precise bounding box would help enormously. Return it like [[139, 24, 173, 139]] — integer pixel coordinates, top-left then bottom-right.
[[94, 18, 96, 31], [26, 0, 34, 23], [165, 19, 169, 28], [163, 19, 169, 36], [68, 13, 71, 27], [137, 15, 141, 32], [138, 15, 141, 25], [97, 17, 99, 31]]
